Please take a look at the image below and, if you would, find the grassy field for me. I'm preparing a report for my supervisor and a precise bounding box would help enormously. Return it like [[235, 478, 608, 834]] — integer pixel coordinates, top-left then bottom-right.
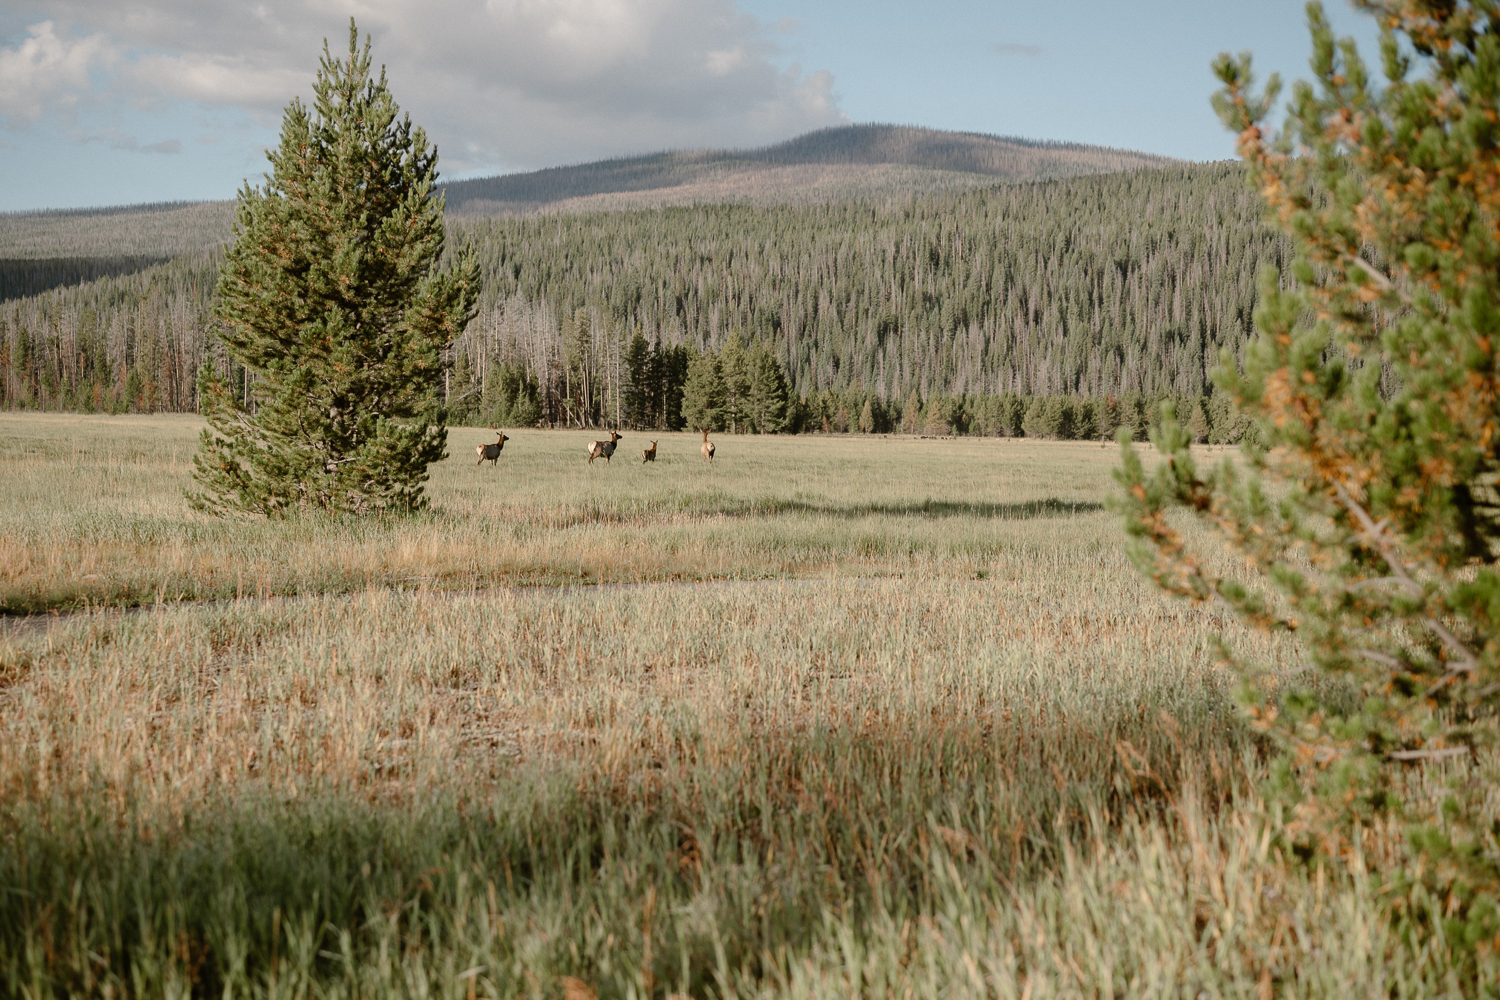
[[0, 414, 1485, 997], [1, 413, 1123, 614]]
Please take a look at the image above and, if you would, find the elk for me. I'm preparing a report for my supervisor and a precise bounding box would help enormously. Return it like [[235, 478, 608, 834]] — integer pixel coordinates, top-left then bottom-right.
[[642, 441, 658, 463], [475, 430, 508, 466], [586, 430, 622, 464], [700, 428, 715, 463]]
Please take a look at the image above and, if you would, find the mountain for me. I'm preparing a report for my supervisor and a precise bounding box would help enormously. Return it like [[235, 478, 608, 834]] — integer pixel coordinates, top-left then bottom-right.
[[439, 124, 1178, 215], [0, 127, 1240, 426], [0, 125, 1178, 301], [0, 201, 234, 261], [0, 201, 235, 300], [0, 161, 1279, 425], [0, 126, 1175, 262]]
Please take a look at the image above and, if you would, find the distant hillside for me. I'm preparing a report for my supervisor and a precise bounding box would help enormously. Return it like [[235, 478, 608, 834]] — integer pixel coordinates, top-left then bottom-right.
[[0, 201, 234, 261], [0, 127, 1216, 422], [0, 200, 234, 299], [0, 126, 1173, 269], [1, 162, 1280, 424], [439, 124, 1178, 215]]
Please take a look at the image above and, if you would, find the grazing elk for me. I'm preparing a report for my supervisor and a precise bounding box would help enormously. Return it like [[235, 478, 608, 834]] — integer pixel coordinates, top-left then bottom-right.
[[701, 428, 716, 464], [642, 441, 658, 463], [476, 430, 508, 466], [586, 430, 622, 464]]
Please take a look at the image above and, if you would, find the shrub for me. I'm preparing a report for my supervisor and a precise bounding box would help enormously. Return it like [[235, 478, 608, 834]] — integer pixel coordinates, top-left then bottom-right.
[[1117, 0, 1500, 963], [191, 23, 479, 516]]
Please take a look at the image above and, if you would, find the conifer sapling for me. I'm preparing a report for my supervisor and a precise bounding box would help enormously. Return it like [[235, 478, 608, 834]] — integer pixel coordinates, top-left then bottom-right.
[[191, 22, 479, 516], [1117, 0, 1500, 950]]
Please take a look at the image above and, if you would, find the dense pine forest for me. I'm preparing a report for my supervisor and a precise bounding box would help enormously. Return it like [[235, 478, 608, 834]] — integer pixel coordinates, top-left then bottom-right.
[[0, 160, 1285, 438]]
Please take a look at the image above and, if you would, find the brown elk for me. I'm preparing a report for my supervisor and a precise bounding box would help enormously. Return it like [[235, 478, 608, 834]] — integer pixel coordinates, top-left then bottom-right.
[[700, 428, 715, 463], [476, 430, 508, 465], [642, 441, 658, 463], [586, 430, 622, 464]]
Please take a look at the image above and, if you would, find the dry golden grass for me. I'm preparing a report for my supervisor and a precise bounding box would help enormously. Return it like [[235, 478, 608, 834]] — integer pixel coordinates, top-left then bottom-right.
[[0, 413, 1478, 998], [0, 413, 1147, 613], [4, 413, 1260, 810], [2, 577, 1267, 809]]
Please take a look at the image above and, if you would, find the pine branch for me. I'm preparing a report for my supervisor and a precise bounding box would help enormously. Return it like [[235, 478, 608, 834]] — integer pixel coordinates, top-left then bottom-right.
[[1332, 480, 1481, 673]]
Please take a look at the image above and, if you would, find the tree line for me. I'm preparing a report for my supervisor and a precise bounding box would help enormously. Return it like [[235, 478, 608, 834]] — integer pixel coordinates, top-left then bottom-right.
[[0, 160, 1285, 439], [448, 320, 1249, 443], [0, 250, 217, 414]]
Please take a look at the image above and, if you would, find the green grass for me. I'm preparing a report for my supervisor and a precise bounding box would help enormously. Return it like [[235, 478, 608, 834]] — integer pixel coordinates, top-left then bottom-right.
[[0, 414, 1488, 998], [0, 414, 1128, 614]]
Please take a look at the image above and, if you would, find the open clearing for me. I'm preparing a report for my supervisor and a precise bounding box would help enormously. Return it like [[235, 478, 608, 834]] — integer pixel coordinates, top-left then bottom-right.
[[2, 413, 1130, 614], [0, 414, 1476, 997]]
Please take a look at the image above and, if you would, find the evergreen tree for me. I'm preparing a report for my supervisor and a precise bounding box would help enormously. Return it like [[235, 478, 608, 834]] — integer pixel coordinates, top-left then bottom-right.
[[858, 398, 875, 434], [1188, 398, 1210, 443], [124, 368, 144, 413], [563, 309, 594, 426], [1096, 395, 1122, 442], [622, 329, 654, 428], [191, 23, 478, 515], [1068, 398, 1090, 440], [1119, 0, 1500, 958], [480, 360, 506, 424], [923, 395, 954, 436], [447, 354, 478, 425], [902, 389, 922, 434], [1121, 392, 1151, 441], [1206, 393, 1234, 445], [655, 344, 691, 431], [746, 339, 790, 432], [998, 393, 1025, 437], [718, 332, 750, 433], [482, 360, 541, 428], [1054, 397, 1076, 439], [510, 371, 542, 428], [680, 349, 725, 432], [1022, 396, 1053, 438]]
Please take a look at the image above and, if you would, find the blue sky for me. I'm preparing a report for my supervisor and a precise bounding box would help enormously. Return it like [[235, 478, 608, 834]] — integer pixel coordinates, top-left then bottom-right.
[[738, 0, 1382, 160], [0, 1, 1383, 213]]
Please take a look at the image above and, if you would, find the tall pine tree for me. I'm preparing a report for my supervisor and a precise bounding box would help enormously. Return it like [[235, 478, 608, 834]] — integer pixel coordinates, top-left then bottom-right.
[[622, 329, 654, 428], [191, 22, 479, 516], [1119, 0, 1500, 957], [746, 339, 790, 433], [681, 349, 726, 432]]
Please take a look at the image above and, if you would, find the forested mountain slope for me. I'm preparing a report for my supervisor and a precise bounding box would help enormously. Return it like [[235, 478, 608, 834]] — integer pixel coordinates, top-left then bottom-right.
[[0, 201, 235, 260], [0, 125, 1173, 254], [0, 161, 1281, 433], [452, 162, 1278, 401], [439, 124, 1177, 214], [0, 201, 235, 301]]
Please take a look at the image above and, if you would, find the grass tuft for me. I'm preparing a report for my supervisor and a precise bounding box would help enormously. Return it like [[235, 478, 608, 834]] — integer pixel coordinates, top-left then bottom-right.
[[0, 414, 1485, 996]]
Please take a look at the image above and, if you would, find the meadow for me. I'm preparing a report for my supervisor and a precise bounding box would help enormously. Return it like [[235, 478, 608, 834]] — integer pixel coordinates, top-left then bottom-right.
[[0, 414, 1117, 614], [0, 414, 1485, 997]]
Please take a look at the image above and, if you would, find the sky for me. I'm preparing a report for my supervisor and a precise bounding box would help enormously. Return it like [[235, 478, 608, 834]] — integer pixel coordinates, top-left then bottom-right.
[[0, 0, 1385, 213]]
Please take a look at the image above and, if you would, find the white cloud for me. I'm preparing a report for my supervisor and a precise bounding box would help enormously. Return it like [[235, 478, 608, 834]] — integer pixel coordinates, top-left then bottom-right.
[[0, 20, 116, 124], [990, 41, 1043, 57], [705, 47, 746, 77], [2, 0, 846, 172], [126, 52, 308, 108], [71, 124, 180, 152]]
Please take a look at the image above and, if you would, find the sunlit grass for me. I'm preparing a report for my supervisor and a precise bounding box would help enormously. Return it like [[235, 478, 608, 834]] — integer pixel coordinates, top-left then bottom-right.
[[0, 413, 1137, 613], [0, 413, 1481, 997]]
